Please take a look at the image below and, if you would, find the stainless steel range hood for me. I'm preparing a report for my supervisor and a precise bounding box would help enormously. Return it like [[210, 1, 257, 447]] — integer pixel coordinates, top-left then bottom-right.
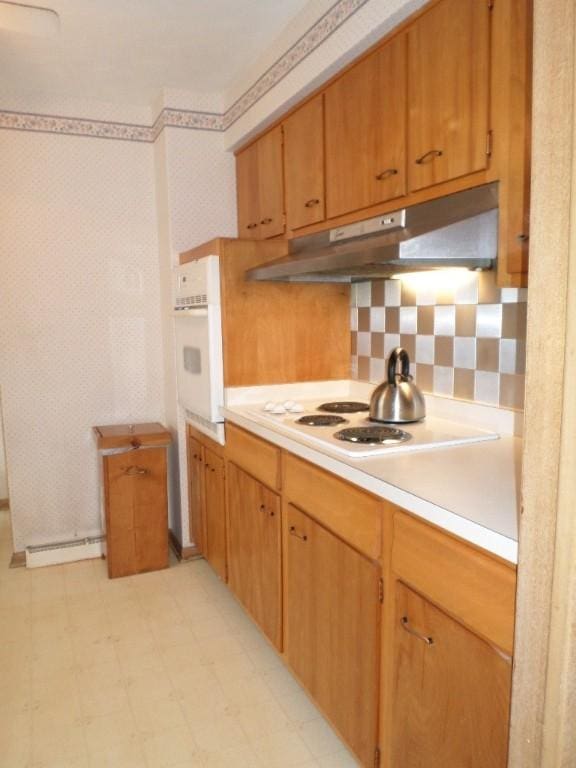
[[246, 183, 499, 283]]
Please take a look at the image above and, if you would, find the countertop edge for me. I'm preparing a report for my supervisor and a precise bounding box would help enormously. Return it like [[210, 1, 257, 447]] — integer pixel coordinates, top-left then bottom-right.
[[222, 407, 518, 565]]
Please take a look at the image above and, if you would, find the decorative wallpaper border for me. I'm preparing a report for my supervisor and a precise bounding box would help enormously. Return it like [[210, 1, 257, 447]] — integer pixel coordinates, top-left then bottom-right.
[[221, 0, 370, 130], [0, 0, 368, 143]]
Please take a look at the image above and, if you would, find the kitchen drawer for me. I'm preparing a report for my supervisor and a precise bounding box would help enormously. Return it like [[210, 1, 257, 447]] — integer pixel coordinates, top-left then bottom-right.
[[226, 423, 281, 491], [392, 512, 516, 654], [283, 453, 382, 560]]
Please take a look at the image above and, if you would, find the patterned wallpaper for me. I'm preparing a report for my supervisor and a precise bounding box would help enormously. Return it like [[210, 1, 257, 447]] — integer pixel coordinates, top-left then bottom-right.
[[154, 127, 237, 548], [0, 131, 164, 551], [351, 271, 527, 411]]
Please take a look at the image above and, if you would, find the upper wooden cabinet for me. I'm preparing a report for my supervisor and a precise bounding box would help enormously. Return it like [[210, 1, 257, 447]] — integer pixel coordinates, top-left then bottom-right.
[[325, 35, 407, 218], [407, 0, 491, 191], [234, 0, 531, 286], [235, 127, 284, 239], [283, 95, 326, 231]]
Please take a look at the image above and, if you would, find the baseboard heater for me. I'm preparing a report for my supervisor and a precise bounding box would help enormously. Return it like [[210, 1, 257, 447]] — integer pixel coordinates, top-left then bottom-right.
[[26, 535, 105, 568]]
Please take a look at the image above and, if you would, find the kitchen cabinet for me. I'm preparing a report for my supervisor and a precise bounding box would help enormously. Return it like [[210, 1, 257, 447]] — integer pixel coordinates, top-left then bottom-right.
[[283, 95, 326, 231], [233, 0, 531, 286], [187, 433, 205, 554], [94, 423, 171, 579], [407, 0, 491, 192], [236, 141, 260, 238], [285, 503, 382, 768], [391, 582, 512, 768], [325, 35, 407, 219], [226, 461, 282, 648], [235, 126, 284, 239], [203, 447, 226, 581], [186, 424, 227, 580], [199, 418, 517, 766]]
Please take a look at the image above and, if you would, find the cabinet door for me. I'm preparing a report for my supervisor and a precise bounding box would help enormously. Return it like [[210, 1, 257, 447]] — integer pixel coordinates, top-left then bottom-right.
[[236, 142, 260, 238], [187, 435, 205, 552], [285, 504, 381, 767], [227, 463, 282, 648], [325, 35, 407, 219], [203, 448, 226, 581], [257, 126, 285, 238], [105, 448, 168, 578], [392, 582, 512, 768], [283, 95, 325, 230], [408, 0, 490, 192]]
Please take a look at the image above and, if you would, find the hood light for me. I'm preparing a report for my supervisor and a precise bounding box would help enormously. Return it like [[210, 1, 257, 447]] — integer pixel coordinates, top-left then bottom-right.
[[390, 268, 478, 292]]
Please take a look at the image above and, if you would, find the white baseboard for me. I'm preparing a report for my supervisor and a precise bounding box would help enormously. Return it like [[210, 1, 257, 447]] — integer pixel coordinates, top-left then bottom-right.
[[26, 537, 104, 568]]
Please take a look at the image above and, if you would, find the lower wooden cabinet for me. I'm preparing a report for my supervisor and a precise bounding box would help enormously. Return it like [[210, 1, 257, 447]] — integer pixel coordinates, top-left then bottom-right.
[[187, 434, 205, 553], [204, 424, 516, 766], [391, 582, 512, 768], [285, 504, 382, 767], [227, 462, 282, 649], [203, 448, 226, 581], [186, 426, 227, 580]]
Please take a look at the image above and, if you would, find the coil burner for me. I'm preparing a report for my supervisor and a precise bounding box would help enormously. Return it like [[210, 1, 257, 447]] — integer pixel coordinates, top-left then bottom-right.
[[296, 415, 348, 427], [317, 401, 370, 414], [334, 426, 412, 445]]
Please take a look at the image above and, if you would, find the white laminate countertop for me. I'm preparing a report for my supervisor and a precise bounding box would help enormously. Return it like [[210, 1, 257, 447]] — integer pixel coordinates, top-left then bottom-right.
[[221, 382, 522, 564]]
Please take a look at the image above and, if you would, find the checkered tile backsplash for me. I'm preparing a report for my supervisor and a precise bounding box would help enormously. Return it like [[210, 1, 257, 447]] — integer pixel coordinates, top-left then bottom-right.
[[351, 271, 527, 411]]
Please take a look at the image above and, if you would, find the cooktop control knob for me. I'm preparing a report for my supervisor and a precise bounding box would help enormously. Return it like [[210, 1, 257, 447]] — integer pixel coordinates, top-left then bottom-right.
[[264, 401, 275, 411], [271, 404, 286, 414], [283, 400, 295, 410], [289, 403, 304, 413]]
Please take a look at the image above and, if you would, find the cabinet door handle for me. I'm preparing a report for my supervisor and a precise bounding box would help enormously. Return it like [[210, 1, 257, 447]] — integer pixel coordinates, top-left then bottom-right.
[[400, 616, 434, 645], [415, 149, 443, 165], [375, 168, 398, 181], [124, 465, 148, 476], [246, 222, 258, 230], [517, 233, 529, 243], [289, 525, 307, 541], [304, 198, 320, 208], [260, 217, 273, 225]]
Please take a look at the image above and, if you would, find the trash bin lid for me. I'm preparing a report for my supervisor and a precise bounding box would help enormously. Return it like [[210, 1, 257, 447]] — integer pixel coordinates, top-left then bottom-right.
[[93, 422, 171, 449]]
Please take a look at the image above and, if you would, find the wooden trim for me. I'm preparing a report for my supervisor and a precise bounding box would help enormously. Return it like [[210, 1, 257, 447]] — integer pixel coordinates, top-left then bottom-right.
[[0, 498, 9, 511], [509, 1, 576, 765], [168, 529, 201, 561], [9, 551, 26, 568]]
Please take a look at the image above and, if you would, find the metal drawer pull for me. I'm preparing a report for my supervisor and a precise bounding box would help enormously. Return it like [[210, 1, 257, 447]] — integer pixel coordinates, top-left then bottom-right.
[[260, 217, 273, 225], [415, 149, 443, 165], [375, 168, 398, 181], [246, 222, 258, 230], [305, 198, 320, 207], [401, 616, 434, 645], [289, 525, 307, 541], [124, 466, 148, 476]]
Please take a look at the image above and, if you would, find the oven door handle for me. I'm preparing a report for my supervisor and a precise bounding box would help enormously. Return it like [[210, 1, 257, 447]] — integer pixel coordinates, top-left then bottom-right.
[[172, 308, 209, 318]]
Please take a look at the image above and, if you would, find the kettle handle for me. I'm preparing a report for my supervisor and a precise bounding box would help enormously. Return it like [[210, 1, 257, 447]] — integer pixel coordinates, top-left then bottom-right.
[[387, 347, 410, 385]]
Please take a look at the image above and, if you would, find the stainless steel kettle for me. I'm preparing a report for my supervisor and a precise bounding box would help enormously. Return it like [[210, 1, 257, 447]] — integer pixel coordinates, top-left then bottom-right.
[[369, 347, 426, 423]]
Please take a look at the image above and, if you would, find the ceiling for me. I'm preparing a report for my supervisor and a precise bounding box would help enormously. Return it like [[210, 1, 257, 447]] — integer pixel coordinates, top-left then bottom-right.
[[0, 0, 312, 113]]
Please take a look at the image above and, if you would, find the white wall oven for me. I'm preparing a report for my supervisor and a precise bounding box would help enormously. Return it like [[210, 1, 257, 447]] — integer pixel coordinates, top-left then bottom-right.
[[172, 257, 224, 442]]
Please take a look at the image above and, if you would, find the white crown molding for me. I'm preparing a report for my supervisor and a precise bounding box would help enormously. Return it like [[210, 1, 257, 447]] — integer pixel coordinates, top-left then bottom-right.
[[0, 0, 368, 143]]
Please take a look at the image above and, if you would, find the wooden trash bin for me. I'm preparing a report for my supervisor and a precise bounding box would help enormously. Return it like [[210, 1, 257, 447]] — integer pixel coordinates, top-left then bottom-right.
[[93, 422, 171, 578]]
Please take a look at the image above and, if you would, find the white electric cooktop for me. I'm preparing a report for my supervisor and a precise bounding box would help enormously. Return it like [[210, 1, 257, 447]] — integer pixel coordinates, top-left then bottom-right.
[[241, 398, 499, 458]]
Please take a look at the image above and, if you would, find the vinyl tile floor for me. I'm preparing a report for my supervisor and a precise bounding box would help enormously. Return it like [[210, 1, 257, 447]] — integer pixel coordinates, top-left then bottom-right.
[[0, 511, 359, 768]]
